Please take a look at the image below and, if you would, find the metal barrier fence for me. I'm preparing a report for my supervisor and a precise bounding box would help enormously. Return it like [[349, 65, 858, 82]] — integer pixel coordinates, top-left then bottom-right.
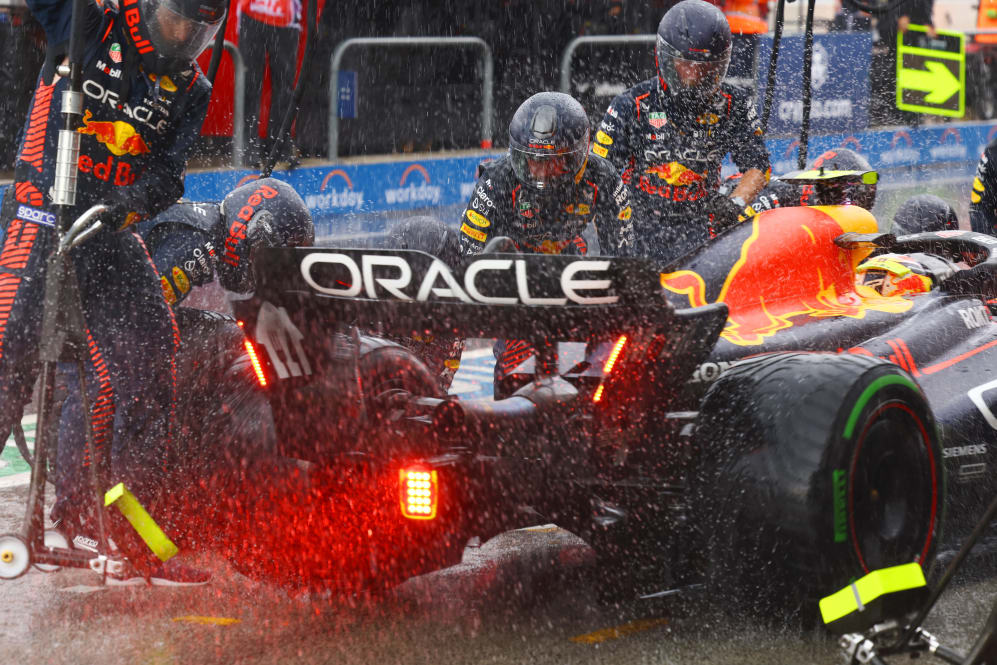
[[327, 37, 494, 161], [558, 34, 656, 94], [203, 40, 247, 167]]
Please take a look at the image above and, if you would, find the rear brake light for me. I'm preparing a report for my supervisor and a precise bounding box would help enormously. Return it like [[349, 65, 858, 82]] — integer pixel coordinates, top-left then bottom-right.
[[593, 335, 628, 403], [400, 467, 438, 520], [243, 339, 268, 387]]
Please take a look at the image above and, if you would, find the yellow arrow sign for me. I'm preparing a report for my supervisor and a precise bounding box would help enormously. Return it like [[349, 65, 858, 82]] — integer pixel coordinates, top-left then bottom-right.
[[899, 60, 961, 105], [896, 25, 965, 117]]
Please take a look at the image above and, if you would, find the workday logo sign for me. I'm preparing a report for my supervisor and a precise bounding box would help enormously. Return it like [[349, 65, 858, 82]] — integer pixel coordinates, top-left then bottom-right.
[[929, 128, 967, 161], [880, 130, 920, 165], [304, 169, 365, 211], [384, 164, 442, 205], [976, 125, 997, 159]]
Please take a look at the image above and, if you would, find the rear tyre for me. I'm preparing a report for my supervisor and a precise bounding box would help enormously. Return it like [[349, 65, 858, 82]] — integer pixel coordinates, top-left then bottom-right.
[[168, 308, 277, 552], [692, 352, 943, 618]]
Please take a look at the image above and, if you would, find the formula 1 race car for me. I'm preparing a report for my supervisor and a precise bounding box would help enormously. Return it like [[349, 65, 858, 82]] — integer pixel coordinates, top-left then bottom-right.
[[214, 194, 997, 610]]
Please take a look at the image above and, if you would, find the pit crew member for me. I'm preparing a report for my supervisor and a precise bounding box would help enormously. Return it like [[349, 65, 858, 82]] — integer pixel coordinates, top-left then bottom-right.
[[52, 178, 315, 550], [458, 91, 636, 258], [594, 0, 770, 263], [736, 148, 878, 220], [892, 194, 960, 235], [969, 137, 997, 235], [0, 0, 226, 584], [457, 91, 637, 395]]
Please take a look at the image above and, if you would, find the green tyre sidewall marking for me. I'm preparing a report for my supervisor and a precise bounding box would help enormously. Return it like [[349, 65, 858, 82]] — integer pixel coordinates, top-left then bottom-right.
[[830, 368, 942, 581], [844, 374, 920, 440]]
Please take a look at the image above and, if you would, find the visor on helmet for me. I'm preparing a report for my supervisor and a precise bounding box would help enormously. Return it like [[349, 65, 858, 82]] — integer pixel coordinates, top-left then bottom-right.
[[657, 36, 730, 103], [813, 170, 878, 209], [509, 141, 588, 191], [140, 0, 224, 65]]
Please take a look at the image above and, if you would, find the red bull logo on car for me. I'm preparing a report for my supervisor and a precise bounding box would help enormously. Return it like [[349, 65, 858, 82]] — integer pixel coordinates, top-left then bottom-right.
[[662, 206, 913, 346], [77, 110, 150, 156]]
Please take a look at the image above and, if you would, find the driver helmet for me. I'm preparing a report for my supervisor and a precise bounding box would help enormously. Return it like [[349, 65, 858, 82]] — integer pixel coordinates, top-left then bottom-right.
[[126, 0, 227, 75], [508, 92, 590, 193], [892, 194, 959, 235], [808, 148, 878, 210], [215, 177, 314, 293], [855, 254, 938, 297], [655, 0, 732, 117]]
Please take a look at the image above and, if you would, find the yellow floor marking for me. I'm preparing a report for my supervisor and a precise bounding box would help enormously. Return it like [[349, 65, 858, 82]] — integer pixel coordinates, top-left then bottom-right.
[[171, 616, 241, 626], [570, 618, 669, 644], [520, 525, 559, 533]]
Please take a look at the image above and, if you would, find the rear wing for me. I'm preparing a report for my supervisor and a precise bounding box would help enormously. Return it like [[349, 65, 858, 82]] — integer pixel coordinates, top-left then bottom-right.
[[252, 248, 719, 341]]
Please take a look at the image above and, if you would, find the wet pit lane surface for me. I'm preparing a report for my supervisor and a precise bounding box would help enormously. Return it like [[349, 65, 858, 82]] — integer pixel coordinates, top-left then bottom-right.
[[3, 486, 997, 665]]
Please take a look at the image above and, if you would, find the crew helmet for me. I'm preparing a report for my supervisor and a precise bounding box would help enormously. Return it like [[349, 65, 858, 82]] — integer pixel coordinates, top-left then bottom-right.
[[508, 92, 590, 192], [809, 148, 878, 210], [215, 177, 314, 293], [126, 0, 227, 75], [656, 0, 732, 113], [892, 194, 959, 235]]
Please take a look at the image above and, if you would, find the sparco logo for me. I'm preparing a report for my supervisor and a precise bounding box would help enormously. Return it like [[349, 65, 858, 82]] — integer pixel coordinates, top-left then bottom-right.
[[300, 254, 618, 306], [643, 146, 723, 164], [82, 80, 168, 133], [17, 205, 55, 227]]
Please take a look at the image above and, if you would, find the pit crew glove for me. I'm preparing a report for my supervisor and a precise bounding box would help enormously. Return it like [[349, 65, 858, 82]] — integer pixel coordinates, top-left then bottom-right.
[[101, 194, 148, 232], [706, 192, 745, 233]]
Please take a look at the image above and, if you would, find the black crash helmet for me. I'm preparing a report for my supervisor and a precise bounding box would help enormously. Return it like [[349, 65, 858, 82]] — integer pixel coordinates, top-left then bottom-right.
[[655, 0, 732, 112], [809, 148, 878, 210], [215, 177, 314, 292], [893, 194, 959, 235], [508, 92, 591, 192]]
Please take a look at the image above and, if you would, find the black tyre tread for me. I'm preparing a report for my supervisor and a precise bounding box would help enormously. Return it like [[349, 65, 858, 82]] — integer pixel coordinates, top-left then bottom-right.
[[358, 345, 443, 401]]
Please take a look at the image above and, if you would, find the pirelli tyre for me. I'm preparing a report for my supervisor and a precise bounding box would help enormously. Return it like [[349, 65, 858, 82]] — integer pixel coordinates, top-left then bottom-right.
[[691, 352, 943, 617]]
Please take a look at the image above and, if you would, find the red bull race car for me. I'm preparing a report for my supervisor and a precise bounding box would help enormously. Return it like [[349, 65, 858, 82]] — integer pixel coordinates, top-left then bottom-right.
[[199, 178, 997, 612]]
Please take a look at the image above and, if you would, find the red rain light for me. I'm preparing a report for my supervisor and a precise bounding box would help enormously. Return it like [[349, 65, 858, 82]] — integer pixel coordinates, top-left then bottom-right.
[[602, 335, 628, 374], [400, 467, 438, 520], [243, 339, 268, 387], [593, 335, 628, 404]]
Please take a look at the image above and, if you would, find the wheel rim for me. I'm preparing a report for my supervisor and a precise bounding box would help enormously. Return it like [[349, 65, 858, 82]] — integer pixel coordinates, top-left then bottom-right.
[[849, 402, 937, 573], [0, 534, 31, 579]]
